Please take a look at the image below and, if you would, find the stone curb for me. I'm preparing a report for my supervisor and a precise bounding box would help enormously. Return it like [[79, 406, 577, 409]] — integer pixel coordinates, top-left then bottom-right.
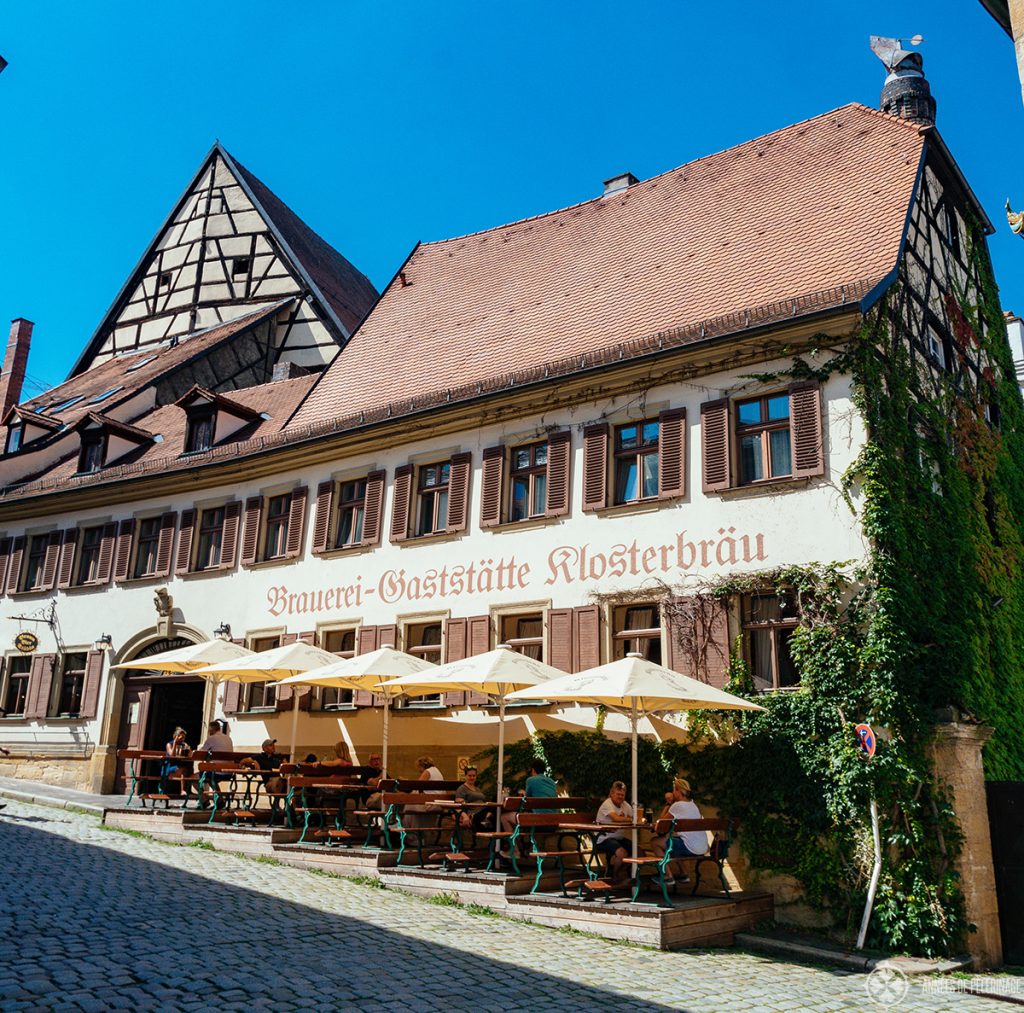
[[735, 932, 974, 975], [0, 786, 105, 816]]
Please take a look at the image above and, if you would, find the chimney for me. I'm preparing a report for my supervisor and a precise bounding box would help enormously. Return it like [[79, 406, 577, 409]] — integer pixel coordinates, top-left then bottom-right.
[[870, 35, 936, 126], [603, 172, 638, 197], [0, 318, 33, 417]]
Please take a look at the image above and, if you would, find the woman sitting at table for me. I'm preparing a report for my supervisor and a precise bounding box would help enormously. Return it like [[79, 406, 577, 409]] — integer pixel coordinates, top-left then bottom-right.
[[594, 780, 635, 883], [652, 778, 708, 882], [321, 740, 353, 767], [455, 766, 495, 833], [403, 755, 444, 829], [160, 726, 192, 798]]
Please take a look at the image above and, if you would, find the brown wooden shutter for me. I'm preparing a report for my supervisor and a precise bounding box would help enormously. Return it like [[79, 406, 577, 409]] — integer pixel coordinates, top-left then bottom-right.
[[222, 680, 241, 715], [360, 471, 385, 546], [479, 446, 505, 528], [582, 423, 609, 512], [353, 625, 378, 706], [377, 624, 398, 649], [664, 595, 731, 688], [24, 653, 56, 719], [174, 509, 196, 575], [57, 529, 79, 590], [113, 519, 135, 582], [41, 531, 62, 590], [546, 608, 574, 672], [573, 604, 602, 672], [545, 430, 571, 517], [443, 618, 468, 707], [701, 399, 731, 492], [6, 536, 24, 595], [466, 615, 491, 705], [0, 537, 12, 597], [241, 496, 263, 566], [155, 512, 177, 577], [658, 408, 687, 499], [298, 631, 317, 645], [390, 465, 413, 542], [789, 381, 826, 478], [284, 486, 308, 559], [219, 501, 241, 569], [275, 632, 297, 710], [446, 452, 472, 533], [312, 481, 334, 554], [94, 523, 118, 585], [79, 650, 105, 719]]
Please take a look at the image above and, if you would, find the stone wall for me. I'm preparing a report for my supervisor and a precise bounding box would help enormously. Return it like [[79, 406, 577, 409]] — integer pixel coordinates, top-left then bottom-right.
[[0, 754, 94, 791]]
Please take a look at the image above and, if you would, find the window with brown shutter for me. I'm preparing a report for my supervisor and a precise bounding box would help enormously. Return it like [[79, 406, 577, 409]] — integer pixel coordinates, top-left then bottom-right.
[[23, 653, 56, 719], [545, 430, 571, 516], [402, 622, 444, 706], [222, 679, 241, 715], [582, 424, 609, 511], [56, 652, 88, 716], [664, 595, 731, 689], [320, 628, 356, 709], [263, 494, 291, 560], [218, 502, 241, 569], [612, 603, 662, 663], [57, 529, 78, 590], [242, 634, 279, 710], [443, 617, 469, 708], [94, 523, 118, 584], [1, 655, 32, 716], [0, 537, 12, 597], [312, 480, 334, 554], [480, 446, 505, 527], [390, 465, 413, 542], [446, 453, 472, 533], [509, 443, 548, 521], [658, 408, 687, 499], [414, 462, 450, 536], [75, 526, 103, 586], [545, 605, 602, 673], [40, 532, 62, 591], [700, 399, 731, 493], [743, 592, 799, 691], [23, 535, 48, 592], [153, 512, 177, 578], [789, 381, 825, 478], [360, 471, 385, 547], [336, 478, 367, 547], [6, 537, 24, 595], [113, 519, 135, 582], [241, 496, 263, 566], [174, 510, 196, 575], [613, 420, 659, 504], [79, 650, 105, 719], [353, 625, 396, 706], [284, 486, 308, 559], [736, 393, 794, 484]]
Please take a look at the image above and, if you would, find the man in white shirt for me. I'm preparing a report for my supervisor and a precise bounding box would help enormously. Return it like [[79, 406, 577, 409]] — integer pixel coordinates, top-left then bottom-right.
[[594, 780, 634, 882]]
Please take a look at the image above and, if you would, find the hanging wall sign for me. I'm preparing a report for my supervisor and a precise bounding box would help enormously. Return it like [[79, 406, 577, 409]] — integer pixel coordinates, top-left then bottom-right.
[[14, 632, 38, 654], [855, 722, 877, 758]]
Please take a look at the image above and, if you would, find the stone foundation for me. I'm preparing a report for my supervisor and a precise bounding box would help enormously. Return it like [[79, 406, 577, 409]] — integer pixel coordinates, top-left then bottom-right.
[[0, 754, 94, 792]]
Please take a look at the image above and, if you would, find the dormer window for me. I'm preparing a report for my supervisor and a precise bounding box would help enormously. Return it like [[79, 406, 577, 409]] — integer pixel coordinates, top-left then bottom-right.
[[2, 406, 62, 454], [78, 431, 106, 474], [185, 407, 215, 454], [6, 426, 22, 454]]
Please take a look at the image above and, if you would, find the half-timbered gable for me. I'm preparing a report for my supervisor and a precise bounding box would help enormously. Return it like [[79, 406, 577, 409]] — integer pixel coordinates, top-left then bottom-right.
[[70, 144, 378, 375]]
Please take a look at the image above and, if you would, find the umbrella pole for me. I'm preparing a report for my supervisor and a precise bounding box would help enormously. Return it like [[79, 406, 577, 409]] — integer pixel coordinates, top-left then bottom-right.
[[289, 693, 300, 762], [382, 695, 391, 776], [631, 702, 639, 872], [497, 695, 506, 802]]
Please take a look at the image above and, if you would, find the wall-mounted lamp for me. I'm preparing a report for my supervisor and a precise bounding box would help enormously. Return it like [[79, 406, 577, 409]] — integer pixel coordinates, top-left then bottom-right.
[[213, 622, 232, 641], [94, 633, 113, 652]]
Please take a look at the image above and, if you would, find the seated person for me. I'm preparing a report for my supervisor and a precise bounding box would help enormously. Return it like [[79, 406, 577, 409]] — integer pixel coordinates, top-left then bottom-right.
[[160, 726, 192, 797], [255, 738, 286, 799], [652, 778, 707, 880], [497, 758, 558, 860], [403, 756, 444, 829], [190, 720, 234, 804], [455, 766, 494, 832], [359, 753, 387, 810], [594, 780, 635, 883], [322, 740, 353, 767]]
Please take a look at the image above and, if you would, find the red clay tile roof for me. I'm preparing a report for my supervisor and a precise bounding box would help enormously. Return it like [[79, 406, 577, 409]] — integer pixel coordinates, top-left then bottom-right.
[[292, 103, 925, 429], [4, 374, 316, 497], [20, 300, 294, 425]]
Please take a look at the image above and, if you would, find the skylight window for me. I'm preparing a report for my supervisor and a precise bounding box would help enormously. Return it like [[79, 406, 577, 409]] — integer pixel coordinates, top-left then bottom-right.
[[50, 396, 84, 413], [89, 387, 123, 405], [125, 355, 158, 373]]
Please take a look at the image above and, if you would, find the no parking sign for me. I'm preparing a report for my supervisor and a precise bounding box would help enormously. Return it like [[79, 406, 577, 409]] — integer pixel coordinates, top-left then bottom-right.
[[855, 723, 876, 758]]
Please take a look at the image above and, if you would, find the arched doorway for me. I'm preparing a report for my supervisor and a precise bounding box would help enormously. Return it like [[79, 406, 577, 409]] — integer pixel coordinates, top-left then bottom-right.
[[113, 636, 207, 793]]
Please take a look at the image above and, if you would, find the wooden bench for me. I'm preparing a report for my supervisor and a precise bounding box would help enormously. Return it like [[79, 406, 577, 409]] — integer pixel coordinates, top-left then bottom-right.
[[516, 807, 599, 894], [284, 774, 363, 843], [352, 779, 463, 850], [621, 817, 733, 906], [380, 790, 460, 866]]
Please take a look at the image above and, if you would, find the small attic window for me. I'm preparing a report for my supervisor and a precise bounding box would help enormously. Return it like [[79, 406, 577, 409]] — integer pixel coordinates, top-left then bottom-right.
[[158, 272, 172, 290], [125, 354, 158, 373], [50, 396, 84, 413], [184, 405, 216, 454], [232, 257, 251, 278], [89, 386, 123, 405], [77, 431, 106, 475], [6, 425, 23, 454]]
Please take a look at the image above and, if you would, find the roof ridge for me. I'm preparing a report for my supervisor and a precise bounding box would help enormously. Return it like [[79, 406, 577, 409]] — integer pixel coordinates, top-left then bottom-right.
[[420, 102, 912, 247]]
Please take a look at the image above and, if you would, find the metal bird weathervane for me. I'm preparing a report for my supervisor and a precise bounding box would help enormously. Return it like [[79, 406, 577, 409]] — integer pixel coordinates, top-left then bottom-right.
[[869, 34, 935, 126]]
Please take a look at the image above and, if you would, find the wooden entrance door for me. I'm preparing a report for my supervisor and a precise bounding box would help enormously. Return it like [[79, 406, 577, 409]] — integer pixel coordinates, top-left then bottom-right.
[[114, 683, 151, 793]]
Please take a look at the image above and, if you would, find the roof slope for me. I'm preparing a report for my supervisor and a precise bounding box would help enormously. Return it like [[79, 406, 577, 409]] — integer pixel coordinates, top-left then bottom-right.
[[292, 103, 925, 428], [227, 154, 379, 337]]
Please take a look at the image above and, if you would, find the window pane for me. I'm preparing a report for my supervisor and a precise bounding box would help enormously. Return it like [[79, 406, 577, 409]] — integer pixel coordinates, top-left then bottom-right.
[[615, 459, 638, 504], [351, 506, 364, 544], [767, 395, 790, 421], [769, 429, 792, 478], [534, 444, 548, 466], [337, 509, 353, 546], [417, 495, 434, 536], [738, 401, 762, 425], [777, 629, 799, 687], [436, 490, 448, 530], [740, 434, 764, 483], [514, 449, 531, 470], [641, 452, 659, 498], [617, 425, 638, 450], [532, 473, 547, 516], [422, 624, 442, 647], [422, 466, 437, 488], [511, 476, 529, 522], [749, 629, 773, 692], [440, 463, 451, 484], [641, 421, 659, 446]]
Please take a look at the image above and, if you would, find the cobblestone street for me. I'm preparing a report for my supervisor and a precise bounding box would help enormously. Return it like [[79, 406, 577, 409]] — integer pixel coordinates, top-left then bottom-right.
[[0, 800, 1006, 1012]]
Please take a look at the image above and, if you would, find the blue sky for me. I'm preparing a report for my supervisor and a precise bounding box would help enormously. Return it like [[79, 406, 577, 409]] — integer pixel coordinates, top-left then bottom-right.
[[0, 1, 1020, 393]]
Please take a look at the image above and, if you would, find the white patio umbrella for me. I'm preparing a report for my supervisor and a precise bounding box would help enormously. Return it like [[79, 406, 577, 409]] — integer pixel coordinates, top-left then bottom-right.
[[274, 647, 437, 774], [193, 641, 341, 760], [379, 645, 564, 800], [112, 638, 254, 674], [507, 653, 764, 869]]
